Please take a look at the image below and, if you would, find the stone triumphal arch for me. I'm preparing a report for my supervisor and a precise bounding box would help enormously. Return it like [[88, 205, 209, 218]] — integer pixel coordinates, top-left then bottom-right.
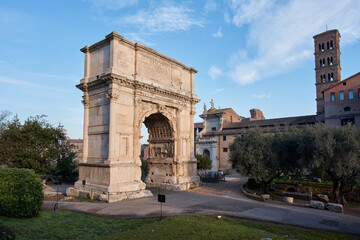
[[66, 32, 200, 202]]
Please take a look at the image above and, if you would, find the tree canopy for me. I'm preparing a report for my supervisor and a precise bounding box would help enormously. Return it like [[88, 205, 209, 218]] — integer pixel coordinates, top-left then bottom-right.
[[230, 123, 360, 203], [0, 114, 76, 177], [196, 154, 212, 170]]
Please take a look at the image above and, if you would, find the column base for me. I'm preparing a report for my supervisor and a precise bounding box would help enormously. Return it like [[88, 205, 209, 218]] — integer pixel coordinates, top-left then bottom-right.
[[66, 181, 153, 203]]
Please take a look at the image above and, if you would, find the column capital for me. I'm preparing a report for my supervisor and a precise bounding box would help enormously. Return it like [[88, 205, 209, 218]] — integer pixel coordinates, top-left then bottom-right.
[[106, 89, 119, 102]]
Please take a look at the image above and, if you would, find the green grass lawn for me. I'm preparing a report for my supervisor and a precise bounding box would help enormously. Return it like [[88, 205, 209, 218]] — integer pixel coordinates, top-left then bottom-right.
[[0, 211, 155, 240], [0, 211, 358, 240]]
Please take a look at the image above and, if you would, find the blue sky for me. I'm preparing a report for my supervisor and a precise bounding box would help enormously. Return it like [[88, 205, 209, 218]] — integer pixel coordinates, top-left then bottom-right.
[[1, 0, 360, 141]]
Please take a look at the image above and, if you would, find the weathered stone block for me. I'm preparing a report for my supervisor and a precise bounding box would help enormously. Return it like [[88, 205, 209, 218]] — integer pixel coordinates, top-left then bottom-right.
[[310, 200, 325, 210], [283, 197, 294, 204], [66, 187, 79, 197], [316, 194, 329, 203], [327, 203, 343, 213], [261, 194, 270, 200]]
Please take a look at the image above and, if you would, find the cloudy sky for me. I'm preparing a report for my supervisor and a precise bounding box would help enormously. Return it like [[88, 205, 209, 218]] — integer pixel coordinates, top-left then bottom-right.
[[1, 0, 360, 141]]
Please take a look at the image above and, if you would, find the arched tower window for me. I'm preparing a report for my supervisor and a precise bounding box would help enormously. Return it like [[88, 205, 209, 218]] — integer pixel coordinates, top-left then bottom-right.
[[328, 73, 331, 81], [320, 59, 322, 66], [322, 58, 325, 66], [327, 57, 330, 65], [331, 73, 334, 81], [330, 57, 333, 65], [318, 44, 321, 52], [321, 43, 324, 51], [327, 41, 330, 49], [330, 40, 333, 49]]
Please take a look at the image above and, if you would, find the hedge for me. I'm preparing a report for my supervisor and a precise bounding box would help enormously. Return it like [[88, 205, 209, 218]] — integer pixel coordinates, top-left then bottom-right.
[[0, 168, 44, 218]]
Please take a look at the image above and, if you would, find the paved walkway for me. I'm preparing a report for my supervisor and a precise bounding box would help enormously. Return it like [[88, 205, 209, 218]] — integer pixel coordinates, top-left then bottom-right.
[[43, 175, 360, 236]]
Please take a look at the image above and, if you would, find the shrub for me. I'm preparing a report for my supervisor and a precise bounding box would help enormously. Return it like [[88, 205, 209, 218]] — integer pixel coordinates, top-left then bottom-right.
[[196, 154, 212, 170], [0, 168, 44, 218], [0, 225, 16, 240]]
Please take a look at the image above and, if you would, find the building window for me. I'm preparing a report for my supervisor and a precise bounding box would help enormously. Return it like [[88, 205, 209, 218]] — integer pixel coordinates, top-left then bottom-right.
[[211, 127, 216, 131], [331, 92, 335, 102], [321, 43, 324, 51], [349, 89, 354, 99], [203, 149, 210, 157], [322, 75, 326, 82], [320, 59, 322, 67], [330, 73, 334, 81], [343, 82, 346, 86], [330, 57, 333, 65], [330, 40, 333, 49], [344, 107, 351, 111], [328, 73, 331, 81], [341, 118, 355, 126], [340, 91, 344, 101], [223, 136, 226, 141], [322, 58, 325, 66], [223, 148, 228, 152], [318, 44, 321, 52], [327, 41, 330, 49], [358, 88, 360, 99]]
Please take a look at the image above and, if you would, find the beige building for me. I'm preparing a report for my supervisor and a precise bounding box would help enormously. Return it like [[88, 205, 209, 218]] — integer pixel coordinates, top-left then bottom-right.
[[68, 139, 83, 162]]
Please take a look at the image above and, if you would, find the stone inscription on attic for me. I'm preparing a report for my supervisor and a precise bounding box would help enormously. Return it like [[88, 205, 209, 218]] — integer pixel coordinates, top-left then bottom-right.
[[138, 53, 182, 88]]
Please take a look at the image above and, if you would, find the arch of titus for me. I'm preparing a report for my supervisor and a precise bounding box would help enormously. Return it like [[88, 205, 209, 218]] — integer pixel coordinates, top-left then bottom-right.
[[66, 32, 200, 202]]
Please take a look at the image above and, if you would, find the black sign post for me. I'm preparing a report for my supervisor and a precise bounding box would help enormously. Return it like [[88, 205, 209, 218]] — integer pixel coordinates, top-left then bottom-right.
[[158, 194, 166, 220]]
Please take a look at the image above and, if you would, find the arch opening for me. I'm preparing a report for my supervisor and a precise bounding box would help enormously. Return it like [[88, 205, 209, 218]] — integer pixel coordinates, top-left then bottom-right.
[[142, 113, 175, 187]]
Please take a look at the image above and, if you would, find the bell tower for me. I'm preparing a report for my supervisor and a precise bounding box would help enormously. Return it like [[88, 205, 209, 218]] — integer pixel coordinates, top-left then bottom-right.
[[313, 29, 341, 115]]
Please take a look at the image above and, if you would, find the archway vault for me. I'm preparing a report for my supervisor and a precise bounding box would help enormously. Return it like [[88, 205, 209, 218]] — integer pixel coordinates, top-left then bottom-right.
[[67, 31, 200, 202]]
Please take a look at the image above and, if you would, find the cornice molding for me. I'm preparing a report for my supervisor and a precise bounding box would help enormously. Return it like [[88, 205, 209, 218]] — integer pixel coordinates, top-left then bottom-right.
[[76, 73, 200, 104]]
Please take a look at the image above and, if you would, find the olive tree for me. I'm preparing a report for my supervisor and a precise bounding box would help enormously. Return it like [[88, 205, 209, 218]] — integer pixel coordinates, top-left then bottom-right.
[[310, 123, 360, 205], [230, 128, 284, 193]]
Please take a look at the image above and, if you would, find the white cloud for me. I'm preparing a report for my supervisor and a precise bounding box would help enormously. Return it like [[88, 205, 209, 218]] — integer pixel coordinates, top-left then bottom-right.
[[212, 27, 223, 38], [86, 0, 138, 10], [227, 0, 273, 26], [204, 0, 217, 13], [253, 93, 271, 99], [226, 0, 360, 85], [211, 88, 225, 94], [208, 65, 223, 80], [0, 76, 73, 94], [120, 2, 204, 32]]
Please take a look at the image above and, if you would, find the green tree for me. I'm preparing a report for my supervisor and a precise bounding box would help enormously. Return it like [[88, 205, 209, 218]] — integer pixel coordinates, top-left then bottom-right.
[[0, 115, 67, 175], [310, 123, 360, 205], [230, 128, 283, 193], [196, 154, 212, 170], [54, 142, 78, 182]]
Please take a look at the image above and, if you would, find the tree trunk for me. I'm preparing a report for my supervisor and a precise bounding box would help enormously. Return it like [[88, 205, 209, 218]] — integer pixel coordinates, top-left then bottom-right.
[[261, 181, 270, 194], [339, 181, 347, 206], [332, 180, 342, 204]]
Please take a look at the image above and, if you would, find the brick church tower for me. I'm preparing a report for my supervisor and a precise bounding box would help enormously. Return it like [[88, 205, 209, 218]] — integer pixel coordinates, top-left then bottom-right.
[[313, 29, 341, 115]]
